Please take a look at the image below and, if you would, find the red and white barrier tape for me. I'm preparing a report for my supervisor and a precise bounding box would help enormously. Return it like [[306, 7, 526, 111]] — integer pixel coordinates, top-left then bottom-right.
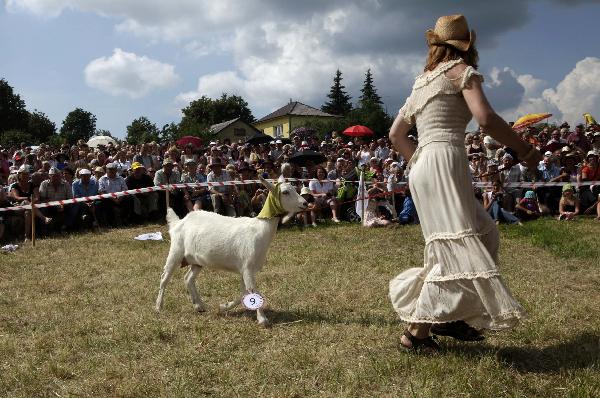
[[1, 178, 598, 212]]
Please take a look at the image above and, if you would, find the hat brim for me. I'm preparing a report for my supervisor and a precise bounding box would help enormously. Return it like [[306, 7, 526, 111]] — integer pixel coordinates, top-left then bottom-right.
[[425, 29, 475, 52]]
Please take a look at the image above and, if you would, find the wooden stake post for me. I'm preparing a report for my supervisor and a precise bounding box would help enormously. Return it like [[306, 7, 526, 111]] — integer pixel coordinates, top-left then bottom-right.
[[31, 197, 36, 247]]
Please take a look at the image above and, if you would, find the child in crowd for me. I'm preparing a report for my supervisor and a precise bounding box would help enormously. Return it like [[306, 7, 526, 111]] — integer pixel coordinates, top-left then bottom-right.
[[558, 183, 579, 220], [514, 190, 541, 222]]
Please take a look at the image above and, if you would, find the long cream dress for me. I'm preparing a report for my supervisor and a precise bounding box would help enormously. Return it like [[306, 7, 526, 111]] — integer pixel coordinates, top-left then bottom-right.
[[389, 59, 527, 330]]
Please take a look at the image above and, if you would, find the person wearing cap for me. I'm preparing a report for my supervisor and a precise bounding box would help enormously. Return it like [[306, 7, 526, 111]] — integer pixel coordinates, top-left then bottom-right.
[[93, 166, 105, 181], [514, 190, 542, 222], [154, 158, 181, 187], [556, 183, 579, 221], [206, 158, 235, 217], [269, 139, 284, 161], [535, 150, 562, 214], [388, 15, 541, 352], [98, 162, 129, 227], [577, 150, 600, 211], [72, 168, 100, 228], [125, 162, 158, 222], [39, 167, 76, 232], [295, 186, 317, 227]]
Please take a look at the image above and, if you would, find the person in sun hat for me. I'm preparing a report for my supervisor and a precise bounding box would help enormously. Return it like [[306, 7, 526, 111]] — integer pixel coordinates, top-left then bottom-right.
[[514, 190, 541, 222], [388, 14, 541, 353]]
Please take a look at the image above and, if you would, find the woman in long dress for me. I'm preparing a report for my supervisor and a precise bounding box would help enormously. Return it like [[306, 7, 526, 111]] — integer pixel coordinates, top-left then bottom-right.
[[388, 14, 542, 353]]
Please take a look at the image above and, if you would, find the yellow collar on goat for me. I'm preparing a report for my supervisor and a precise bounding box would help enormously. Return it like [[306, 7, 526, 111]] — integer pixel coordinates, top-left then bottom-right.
[[256, 183, 286, 219]]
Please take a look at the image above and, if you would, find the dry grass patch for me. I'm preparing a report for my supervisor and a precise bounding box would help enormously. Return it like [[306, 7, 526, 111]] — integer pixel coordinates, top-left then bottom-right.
[[1, 220, 599, 397]]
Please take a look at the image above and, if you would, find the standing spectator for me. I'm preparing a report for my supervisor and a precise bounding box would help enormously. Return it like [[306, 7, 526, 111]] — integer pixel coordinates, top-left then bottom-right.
[[39, 167, 76, 232], [558, 184, 580, 220], [375, 138, 391, 160], [98, 163, 128, 226], [126, 162, 158, 222], [133, 143, 154, 170], [567, 124, 591, 153], [544, 129, 567, 153], [72, 168, 99, 229]]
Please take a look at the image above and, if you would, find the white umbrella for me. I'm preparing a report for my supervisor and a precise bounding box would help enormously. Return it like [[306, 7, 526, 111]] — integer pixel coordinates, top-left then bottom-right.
[[87, 135, 117, 148]]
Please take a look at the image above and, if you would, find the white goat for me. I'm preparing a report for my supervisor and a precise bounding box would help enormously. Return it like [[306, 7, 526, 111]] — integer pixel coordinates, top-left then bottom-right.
[[155, 176, 308, 326]]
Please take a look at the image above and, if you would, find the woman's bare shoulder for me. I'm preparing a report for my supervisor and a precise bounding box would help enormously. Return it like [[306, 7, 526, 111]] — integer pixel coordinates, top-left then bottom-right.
[[444, 62, 468, 80]]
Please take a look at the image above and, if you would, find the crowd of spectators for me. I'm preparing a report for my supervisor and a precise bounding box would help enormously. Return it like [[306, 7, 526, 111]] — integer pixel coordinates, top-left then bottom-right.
[[1, 121, 599, 242]]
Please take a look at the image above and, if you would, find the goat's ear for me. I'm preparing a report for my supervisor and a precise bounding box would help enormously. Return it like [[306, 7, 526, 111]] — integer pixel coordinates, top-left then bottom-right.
[[281, 213, 294, 224], [258, 174, 275, 192]]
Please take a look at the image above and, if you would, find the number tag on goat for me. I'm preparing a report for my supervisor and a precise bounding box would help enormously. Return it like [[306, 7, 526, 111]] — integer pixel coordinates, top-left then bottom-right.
[[243, 293, 264, 310]]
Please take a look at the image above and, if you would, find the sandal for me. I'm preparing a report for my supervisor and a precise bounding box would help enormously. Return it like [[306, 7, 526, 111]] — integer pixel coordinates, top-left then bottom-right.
[[430, 321, 485, 342], [400, 330, 441, 354]]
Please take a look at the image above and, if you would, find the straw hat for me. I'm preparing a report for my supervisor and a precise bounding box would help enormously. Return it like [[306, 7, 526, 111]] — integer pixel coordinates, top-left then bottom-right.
[[425, 14, 475, 52]]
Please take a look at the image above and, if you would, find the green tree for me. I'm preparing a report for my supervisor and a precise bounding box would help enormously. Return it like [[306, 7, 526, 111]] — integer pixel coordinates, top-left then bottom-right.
[[0, 130, 33, 148], [60, 108, 97, 144], [179, 93, 255, 137], [322, 70, 353, 116], [94, 129, 114, 137], [213, 93, 255, 124], [125, 116, 160, 144], [27, 110, 56, 143], [358, 69, 383, 109], [0, 78, 29, 138], [159, 122, 182, 144]]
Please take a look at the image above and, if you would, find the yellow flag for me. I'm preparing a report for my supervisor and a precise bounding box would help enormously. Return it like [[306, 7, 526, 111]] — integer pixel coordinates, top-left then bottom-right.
[[583, 113, 597, 125]]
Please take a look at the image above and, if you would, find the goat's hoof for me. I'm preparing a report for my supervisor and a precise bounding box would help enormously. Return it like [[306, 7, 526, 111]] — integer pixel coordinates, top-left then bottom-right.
[[193, 303, 207, 313], [218, 304, 228, 313], [258, 319, 271, 329]]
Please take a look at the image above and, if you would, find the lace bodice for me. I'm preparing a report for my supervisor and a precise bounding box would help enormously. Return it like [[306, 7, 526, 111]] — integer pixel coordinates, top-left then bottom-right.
[[399, 59, 483, 146]]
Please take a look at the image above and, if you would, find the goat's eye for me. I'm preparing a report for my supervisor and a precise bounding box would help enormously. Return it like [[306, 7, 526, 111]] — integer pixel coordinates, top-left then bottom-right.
[[282, 191, 289, 195]]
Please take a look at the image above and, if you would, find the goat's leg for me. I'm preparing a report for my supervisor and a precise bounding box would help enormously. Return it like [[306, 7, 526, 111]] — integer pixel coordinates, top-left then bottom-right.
[[184, 264, 206, 312], [242, 268, 269, 327], [219, 278, 245, 313], [155, 246, 184, 312]]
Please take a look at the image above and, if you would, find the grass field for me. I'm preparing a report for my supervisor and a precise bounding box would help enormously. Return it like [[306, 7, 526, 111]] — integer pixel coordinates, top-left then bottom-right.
[[1, 218, 599, 397]]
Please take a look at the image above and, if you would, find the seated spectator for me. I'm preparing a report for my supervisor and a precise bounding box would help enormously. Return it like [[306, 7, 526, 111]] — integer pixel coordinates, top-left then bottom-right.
[[126, 162, 158, 222], [514, 190, 541, 222], [558, 184, 580, 221], [39, 167, 76, 232], [207, 158, 236, 217], [398, 186, 419, 225], [483, 180, 520, 225], [72, 168, 99, 229], [309, 166, 340, 223], [94, 166, 105, 181], [98, 162, 128, 227], [364, 183, 394, 227], [154, 158, 183, 216]]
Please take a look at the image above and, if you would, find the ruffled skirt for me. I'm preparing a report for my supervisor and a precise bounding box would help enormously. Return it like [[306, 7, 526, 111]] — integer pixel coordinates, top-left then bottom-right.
[[389, 142, 526, 330]]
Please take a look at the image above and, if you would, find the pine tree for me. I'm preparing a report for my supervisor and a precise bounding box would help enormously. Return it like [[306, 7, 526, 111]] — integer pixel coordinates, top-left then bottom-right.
[[358, 69, 382, 108], [322, 70, 352, 116]]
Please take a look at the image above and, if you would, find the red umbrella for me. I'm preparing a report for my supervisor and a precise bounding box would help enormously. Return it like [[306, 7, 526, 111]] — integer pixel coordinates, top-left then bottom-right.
[[343, 125, 374, 137], [176, 136, 203, 148]]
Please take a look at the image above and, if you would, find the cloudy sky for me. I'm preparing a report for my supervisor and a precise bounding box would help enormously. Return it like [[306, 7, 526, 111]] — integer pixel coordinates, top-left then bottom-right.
[[2, 0, 600, 138]]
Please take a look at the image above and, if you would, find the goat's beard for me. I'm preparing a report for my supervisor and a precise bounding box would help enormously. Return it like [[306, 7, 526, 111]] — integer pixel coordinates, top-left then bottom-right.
[[281, 213, 294, 224]]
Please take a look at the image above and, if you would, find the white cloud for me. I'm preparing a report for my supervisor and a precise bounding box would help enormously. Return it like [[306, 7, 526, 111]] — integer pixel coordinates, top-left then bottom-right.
[[486, 58, 600, 126], [84, 48, 180, 99]]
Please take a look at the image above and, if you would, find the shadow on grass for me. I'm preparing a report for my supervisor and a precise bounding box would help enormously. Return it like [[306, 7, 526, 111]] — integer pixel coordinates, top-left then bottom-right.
[[223, 307, 397, 327], [444, 332, 600, 373]]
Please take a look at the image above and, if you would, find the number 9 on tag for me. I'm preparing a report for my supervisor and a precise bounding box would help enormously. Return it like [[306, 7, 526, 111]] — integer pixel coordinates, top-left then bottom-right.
[[243, 293, 264, 310]]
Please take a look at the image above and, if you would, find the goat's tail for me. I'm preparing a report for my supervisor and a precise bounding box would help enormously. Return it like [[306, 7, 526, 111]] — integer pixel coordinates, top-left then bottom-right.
[[166, 207, 181, 229]]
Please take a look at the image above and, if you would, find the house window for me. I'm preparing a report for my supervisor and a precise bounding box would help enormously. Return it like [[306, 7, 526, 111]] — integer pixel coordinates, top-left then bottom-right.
[[233, 128, 246, 137], [274, 125, 283, 137]]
